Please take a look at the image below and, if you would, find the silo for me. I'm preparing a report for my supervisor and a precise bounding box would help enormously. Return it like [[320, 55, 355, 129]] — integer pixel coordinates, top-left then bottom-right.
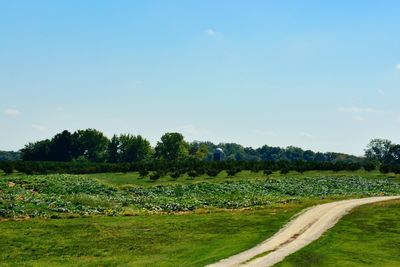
[[213, 148, 224, 161]]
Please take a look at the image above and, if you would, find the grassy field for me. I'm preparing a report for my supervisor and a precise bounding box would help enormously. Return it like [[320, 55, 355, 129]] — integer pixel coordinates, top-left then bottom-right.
[[1, 171, 400, 266], [276, 199, 400, 267], [83, 170, 400, 187], [0, 203, 312, 267]]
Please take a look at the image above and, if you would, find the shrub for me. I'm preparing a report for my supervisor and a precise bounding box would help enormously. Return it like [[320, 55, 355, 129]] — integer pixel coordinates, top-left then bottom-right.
[[363, 162, 376, 172], [263, 169, 273, 176], [170, 171, 182, 179], [187, 171, 198, 178], [139, 169, 149, 178], [280, 168, 289, 175], [149, 172, 161, 181], [206, 168, 220, 178], [226, 168, 239, 177], [0, 162, 14, 174], [380, 164, 391, 174]]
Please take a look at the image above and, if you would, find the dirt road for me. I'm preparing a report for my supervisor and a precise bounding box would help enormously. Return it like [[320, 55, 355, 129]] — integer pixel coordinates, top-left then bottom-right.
[[207, 196, 400, 267]]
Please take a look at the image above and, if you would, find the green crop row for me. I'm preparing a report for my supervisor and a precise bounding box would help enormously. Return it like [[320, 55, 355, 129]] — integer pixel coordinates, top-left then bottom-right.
[[1, 174, 399, 218]]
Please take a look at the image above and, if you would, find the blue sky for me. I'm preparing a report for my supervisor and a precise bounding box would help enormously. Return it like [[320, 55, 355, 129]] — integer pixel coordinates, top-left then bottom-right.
[[1, 0, 400, 155]]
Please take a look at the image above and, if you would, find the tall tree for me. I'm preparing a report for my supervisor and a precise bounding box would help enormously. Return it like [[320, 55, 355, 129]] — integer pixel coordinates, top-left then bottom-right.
[[189, 142, 209, 160], [365, 139, 393, 164], [303, 150, 316, 162], [20, 140, 51, 161], [385, 144, 400, 165], [107, 135, 120, 163], [49, 130, 74, 161], [119, 134, 152, 162], [72, 129, 109, 162], [155, 133, 188, 160]]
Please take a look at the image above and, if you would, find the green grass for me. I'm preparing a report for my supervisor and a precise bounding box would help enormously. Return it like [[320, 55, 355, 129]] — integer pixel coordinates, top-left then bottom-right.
[[1, 171, 400, 266], [0, 203, 311, 267], [276, 199, 400, 267], [83, 170, 400, 187]]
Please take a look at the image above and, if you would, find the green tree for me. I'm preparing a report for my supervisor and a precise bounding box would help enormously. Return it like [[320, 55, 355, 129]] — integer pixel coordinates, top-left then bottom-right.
[[365, 139, 393, 164], [303, 150, 315, 162], [49, 130, 74, 161], [20, 140, 51, 161], [189, 142, 209, 160], [119, 134, 152, 162], [107, 135, 120, 163], [385, 144, 400, 165], [73, 129, 109, 162], [155, 133, 189, 160]]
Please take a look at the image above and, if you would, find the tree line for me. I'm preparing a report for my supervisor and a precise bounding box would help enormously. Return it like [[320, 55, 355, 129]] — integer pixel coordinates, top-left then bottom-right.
[[0, 158, 365, 176], [19, 128, 361, 164], [0, 151, 20, 161], [364, 138, 400, 173], [1, 130, 399, 175]]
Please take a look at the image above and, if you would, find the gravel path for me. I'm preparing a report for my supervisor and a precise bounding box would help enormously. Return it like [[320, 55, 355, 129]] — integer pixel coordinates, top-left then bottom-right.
[[207, 196, 400, 267]]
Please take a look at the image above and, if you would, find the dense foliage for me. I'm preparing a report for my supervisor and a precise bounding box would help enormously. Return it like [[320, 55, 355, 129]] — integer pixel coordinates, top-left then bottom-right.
[[365, 139, 400, 174], [19, 128, 361, 164], [0, 159, 367, 176], [0, 151, 20, 161], [1, 174, 399, 218]]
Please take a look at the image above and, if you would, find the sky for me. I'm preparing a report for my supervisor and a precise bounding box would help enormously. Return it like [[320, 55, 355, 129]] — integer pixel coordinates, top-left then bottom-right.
[[1, 0, 400, 155]]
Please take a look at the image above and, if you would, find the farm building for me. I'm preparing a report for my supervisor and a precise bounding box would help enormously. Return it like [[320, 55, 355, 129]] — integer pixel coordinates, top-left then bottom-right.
[[213, 148, 225, 161]]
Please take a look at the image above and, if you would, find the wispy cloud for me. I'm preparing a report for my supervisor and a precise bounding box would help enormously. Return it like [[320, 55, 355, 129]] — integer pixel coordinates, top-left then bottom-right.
[[337, 106, 383, 114], [204, 28, 218, 36], [396, 64, 400, 71], [177, 124, 200, 136], [31, 124, 48, 132], [4, 108, 21, 116], [299, 132, 315, 139], [352, 115, 366, 122], [337, 106, 384, 122]]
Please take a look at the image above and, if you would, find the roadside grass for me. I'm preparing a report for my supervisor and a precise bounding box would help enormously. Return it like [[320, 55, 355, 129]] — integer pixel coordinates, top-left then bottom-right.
[[83, 170, 400, 187], [276, 199, 400, 267], [0, 203, 312, 267]]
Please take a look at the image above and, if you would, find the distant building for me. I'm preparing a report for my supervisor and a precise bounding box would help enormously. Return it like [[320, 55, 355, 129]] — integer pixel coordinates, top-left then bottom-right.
[[213, 148, 225, 161]]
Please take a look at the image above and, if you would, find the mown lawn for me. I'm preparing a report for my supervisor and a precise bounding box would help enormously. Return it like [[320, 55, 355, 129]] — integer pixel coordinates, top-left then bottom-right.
[[0, 203, 309, 267], [276, 199, 400, 267]]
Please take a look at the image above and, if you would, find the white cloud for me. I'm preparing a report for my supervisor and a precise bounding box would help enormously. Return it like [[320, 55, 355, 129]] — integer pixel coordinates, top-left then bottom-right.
[[204, 29, 218, 36], [299, 132, 315, 139], [31, 124, 48, 132], [337, 107, 382, 114], [337, 106, 385, 122], [396, 64, 400, 71], [4, 108, 20, 116], [178, 125, 200, 136], [352, 115, 366, 122]]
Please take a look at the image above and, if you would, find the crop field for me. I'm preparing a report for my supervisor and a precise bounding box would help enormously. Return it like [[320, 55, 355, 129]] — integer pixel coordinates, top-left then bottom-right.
[[84, 170, 400, 187], [1, 172, 400, 218], [277, 199, 400, 267]]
